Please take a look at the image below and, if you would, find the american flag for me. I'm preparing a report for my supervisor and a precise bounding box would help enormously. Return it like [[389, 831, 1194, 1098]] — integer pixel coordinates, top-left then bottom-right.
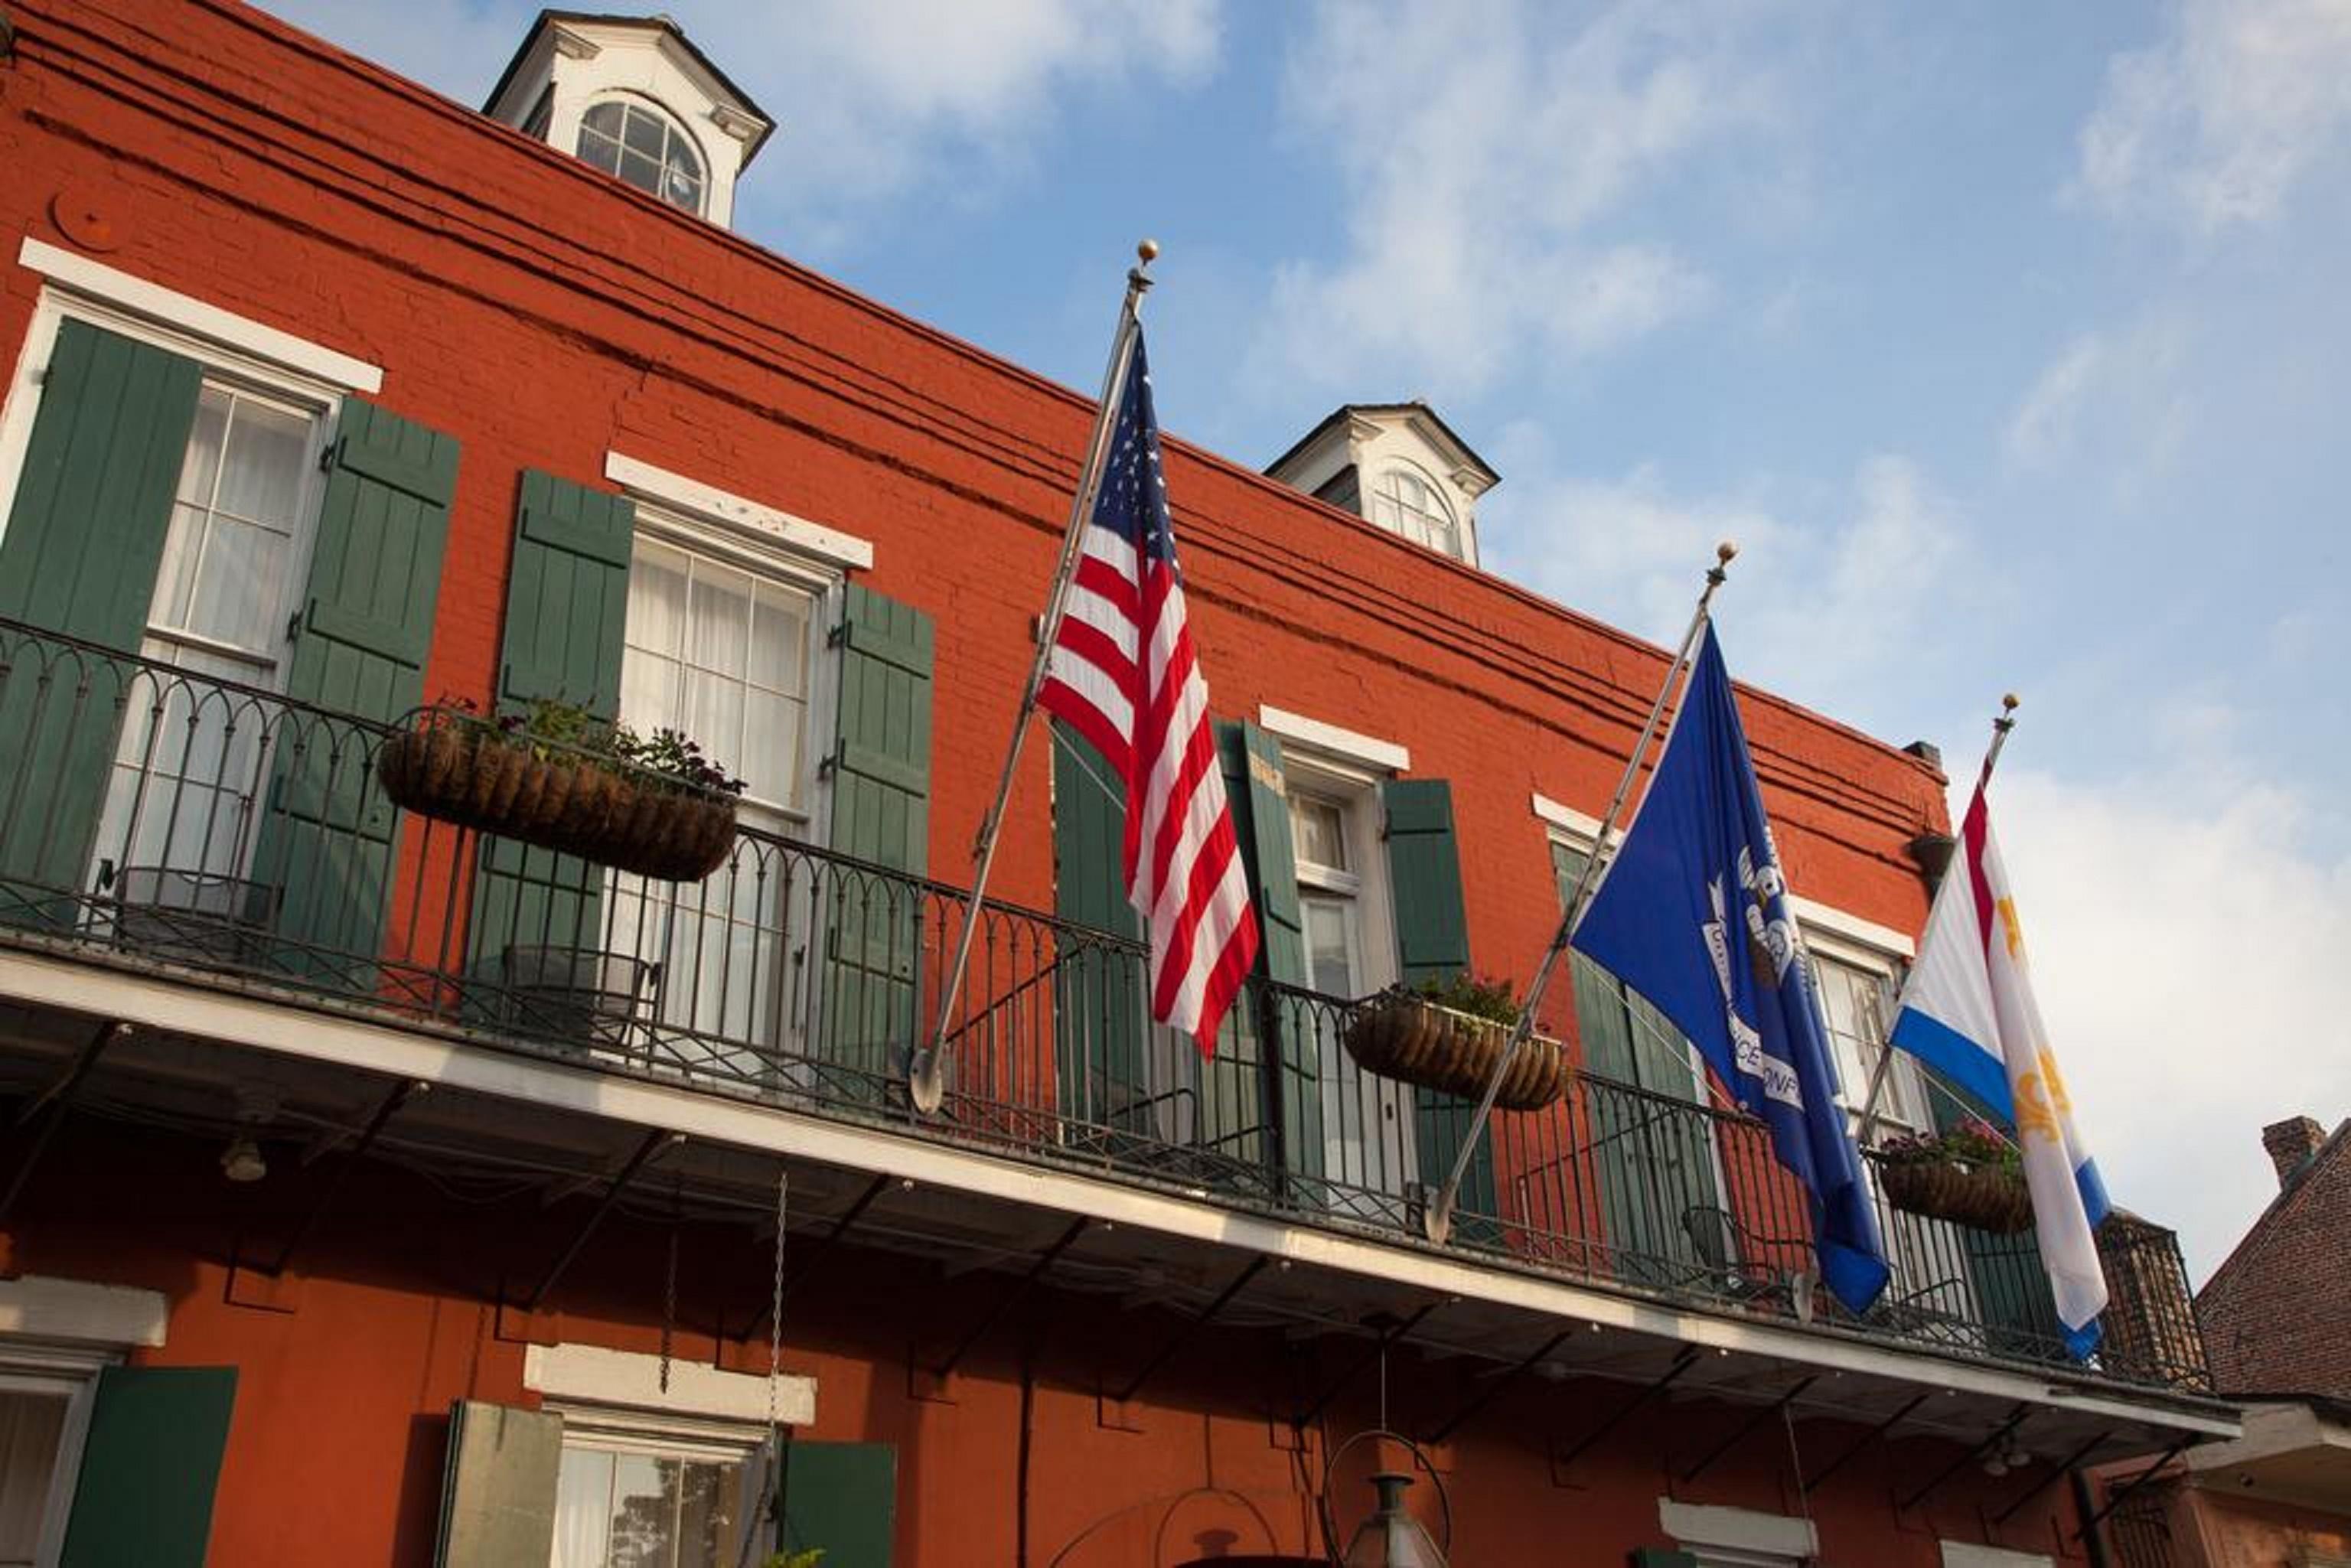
[[1037, 332, 1259, 1051]]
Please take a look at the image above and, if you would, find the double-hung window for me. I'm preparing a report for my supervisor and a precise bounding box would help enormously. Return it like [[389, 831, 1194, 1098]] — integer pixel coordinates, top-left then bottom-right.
[[0, 1353, 102, 1568], [549, 1410, 769, 1568], [96, 375, 329, 898], [1286, 762, 1414, 1211], [600, 493, 835, 1078]]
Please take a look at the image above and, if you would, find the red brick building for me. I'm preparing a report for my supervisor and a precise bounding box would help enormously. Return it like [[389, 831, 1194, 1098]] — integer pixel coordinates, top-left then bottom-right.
[[2197, 1117, 2351, 1401], [0, 3, 2232, 1565]]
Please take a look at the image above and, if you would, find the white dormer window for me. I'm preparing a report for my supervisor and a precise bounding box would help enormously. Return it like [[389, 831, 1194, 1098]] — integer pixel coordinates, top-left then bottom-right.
[[1369, 463, 1460, 558], [577, 99, 706, 214]]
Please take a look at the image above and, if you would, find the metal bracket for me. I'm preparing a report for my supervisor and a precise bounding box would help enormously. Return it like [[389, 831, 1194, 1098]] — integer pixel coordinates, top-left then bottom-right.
[[0, 1022, 121, 1223], [1898, 1403, 2030, 1514], [521, 1129, 683, 1313], [735, 1172, 893, 1341], [928, 1217, 1088, 1381], [1801, 1390, 1929, 1495], [2069, 1438, 2191, 1543], [1110, 1253, 1269, 1407], [1991, 1427, 2116, 1526], [1678, 1374, 1818, 1484], [1547, 1345, 1702, 1469], [1290, 1299, 1445, 1432], [255, 1079, 426, 1278], [1425, 1328, 1575, 1448]]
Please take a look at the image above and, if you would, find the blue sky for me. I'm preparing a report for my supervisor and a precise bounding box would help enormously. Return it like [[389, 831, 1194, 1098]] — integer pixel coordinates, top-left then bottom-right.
[[261, 0, 2350, 1281]]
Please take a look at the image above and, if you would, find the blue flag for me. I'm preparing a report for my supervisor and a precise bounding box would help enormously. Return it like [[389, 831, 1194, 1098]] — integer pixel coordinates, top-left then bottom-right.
[[1572, 625, 1890, 1315]]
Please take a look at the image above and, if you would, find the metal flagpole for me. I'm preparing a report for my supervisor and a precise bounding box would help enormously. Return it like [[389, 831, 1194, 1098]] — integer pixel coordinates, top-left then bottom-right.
[[908, 241, 1159, 1116], [1423, 541, 1737, 1245], [1854, 693, 2020, 1146]]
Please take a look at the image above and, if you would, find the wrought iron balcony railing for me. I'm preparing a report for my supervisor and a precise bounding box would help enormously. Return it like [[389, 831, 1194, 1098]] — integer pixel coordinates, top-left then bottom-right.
[[0, 619, 2211, 1391]]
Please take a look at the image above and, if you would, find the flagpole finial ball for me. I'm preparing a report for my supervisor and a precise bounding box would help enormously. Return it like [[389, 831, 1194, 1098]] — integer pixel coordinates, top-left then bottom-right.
[[2002, 693, 2020, 712], [1717, 540, 1738, 563], [1137, 238, 1161, 265]]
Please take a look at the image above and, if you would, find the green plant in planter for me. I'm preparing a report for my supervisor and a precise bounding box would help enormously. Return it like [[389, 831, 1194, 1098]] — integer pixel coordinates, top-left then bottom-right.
[[760, 1550, 824, 1568], [1413, 970, 1521, 1025], [1878, 1115, 2020, 1174]]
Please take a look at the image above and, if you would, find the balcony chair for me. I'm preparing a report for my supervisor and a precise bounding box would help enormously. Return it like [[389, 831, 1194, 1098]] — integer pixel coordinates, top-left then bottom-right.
[[499, 944, 663, 1062], [107, 863, 279, 970], [1678, 1204, 1814, 1321]]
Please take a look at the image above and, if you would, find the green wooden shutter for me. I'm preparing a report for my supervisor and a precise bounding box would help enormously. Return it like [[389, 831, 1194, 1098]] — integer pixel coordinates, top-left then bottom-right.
[[1927, 1074, 2064, 1351], [57, 1365, 236, 1568], [1383, 778, 1495, 1235], [1630, 1551, 1700, 1568], [253, 399, 456, 977], [432, 1400, 560, 1568], [821, 586, 931, 1096], [0, 321, 201, 921], [1052, 723, 1148, 1137], [779, 1440, 896, 1568], [1217, 719, 1316, 1185], [470, 471, 634, 980]]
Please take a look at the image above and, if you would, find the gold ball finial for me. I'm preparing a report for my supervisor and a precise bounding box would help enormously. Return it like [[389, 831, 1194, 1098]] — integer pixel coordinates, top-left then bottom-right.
[[1716, 540, 1738, 563], [2001, 693, 2020, 712], [1137, 238, 1161, 265]]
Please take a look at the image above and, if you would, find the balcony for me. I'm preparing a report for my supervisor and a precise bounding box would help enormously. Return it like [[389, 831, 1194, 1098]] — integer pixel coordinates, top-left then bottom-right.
[[0, 618, 2210, 1394]]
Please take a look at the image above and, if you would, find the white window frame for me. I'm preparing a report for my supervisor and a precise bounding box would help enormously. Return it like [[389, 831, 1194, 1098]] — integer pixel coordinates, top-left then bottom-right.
[[575, 93, 712, 217], [604, 451, 864, 849], [1940, 1544, 2054, 1568], [0, 1276, 170, 1568], [1367, 458, 1462, 559], [0, 243, 368, 569]]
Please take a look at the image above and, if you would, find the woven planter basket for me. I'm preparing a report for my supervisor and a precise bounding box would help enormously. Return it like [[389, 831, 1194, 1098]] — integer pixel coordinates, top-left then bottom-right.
[[1342, 990, 1570, 1110], [377, 714, 738, 882], [1880, 1157, 2033, 1234]]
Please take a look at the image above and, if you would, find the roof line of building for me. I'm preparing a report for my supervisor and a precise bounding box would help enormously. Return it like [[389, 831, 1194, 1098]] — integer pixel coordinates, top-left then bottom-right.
[[2195, 1117, 2349, 1302]]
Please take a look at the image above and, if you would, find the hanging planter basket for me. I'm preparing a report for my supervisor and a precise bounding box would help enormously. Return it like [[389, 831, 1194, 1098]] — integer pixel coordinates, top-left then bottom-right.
[[1342, 988, 1570, 1110], [377, 707, 739, 882], [1880, 1157, 2033, 1233]]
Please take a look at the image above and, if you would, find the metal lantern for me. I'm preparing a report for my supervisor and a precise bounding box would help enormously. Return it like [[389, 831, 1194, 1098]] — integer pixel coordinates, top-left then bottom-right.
[[1340, 1471, 1447, 1568], [1321, 1429, 1451, 1568]]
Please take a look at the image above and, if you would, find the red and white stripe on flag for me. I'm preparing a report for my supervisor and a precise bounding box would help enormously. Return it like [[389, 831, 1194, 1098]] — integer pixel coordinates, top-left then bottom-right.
[[1036, 334, 1257, 1052]]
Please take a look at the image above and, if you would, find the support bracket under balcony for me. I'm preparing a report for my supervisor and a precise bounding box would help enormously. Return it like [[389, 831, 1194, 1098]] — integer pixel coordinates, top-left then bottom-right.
[[1678, 1373, 1818, 1484], [0, 1020, 121, 1224], [254, 1078, 427, 1279], [520, 1129, 685, 1314], [1290, 1299, 1446, 1432], [926, 1216, 1089, 1383], [1108, 1253, 1270, 1409], [1426, 1327, 1576, 1449], [2069, 1437, 2191, 1543], [1898, 1403, 2030, 1514], [1547, 1345, 1702, 1472], [1991, 1426, 2116, 1526], [1801, 1390, 1929, 1495], [739, 1172, 895, 1338]]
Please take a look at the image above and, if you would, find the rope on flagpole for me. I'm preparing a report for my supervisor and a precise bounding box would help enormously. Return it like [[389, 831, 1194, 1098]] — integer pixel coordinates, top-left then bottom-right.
[[1855, 693, 2021, 1149], [1423, 541, 1737, 1246], [909, 241, 1159, 1116]]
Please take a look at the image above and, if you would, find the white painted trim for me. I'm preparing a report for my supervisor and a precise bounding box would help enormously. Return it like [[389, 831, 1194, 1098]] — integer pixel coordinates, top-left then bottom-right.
[[1790, 893, 1916, 960], [0, 948, 2239, 1440], [0, 1275, 168, 1348], [605, 451, 874, 571], [526, 1342, 815, 1426], [1661, 1499, 1817, 1557], [1531, 791, 1603, 841], [1257, 706, 1410, 774], [17, 239, 382, 393], [1941, 1544, 2054, 1568]]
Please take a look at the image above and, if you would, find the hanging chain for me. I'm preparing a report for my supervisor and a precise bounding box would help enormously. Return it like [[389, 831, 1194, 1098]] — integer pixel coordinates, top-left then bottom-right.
[[660, 1178, 680, 1394], [767, 1168, 787, 1425]]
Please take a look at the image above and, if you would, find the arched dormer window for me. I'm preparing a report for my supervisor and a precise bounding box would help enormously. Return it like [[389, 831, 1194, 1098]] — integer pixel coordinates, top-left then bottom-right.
[[576, 98, 706, 214], [1369, 462, 1461, 558]]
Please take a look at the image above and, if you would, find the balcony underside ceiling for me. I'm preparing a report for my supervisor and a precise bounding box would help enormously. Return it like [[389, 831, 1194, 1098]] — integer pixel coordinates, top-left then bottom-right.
[[0, 943, 2239, 1470]]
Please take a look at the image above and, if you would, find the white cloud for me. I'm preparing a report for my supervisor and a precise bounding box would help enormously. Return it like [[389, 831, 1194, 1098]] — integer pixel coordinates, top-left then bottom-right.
[[2001, 316, 2193, 494], [1249, 0, 1781, 398], [1994, 761, 2351, 1282], [257, 0, 1221, 248], [1479, 438, 1964, 725], [2072, 0, 2351, 233]]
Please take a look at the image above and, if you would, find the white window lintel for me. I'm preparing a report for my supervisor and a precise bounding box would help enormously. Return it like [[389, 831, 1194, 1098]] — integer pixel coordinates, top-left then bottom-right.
[[1258, 706, 1410, 774], [605, 451, 873, 571], [1531, 791, 1603, 842], [0, 1275, 168, 1348], [1658, 1498, 1818, 1558], [1789, 893, 1916, 961], [525, 1341, 816, 1426], [1940, 1544, 2054, 1568], [18, 238, 382, 393]]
